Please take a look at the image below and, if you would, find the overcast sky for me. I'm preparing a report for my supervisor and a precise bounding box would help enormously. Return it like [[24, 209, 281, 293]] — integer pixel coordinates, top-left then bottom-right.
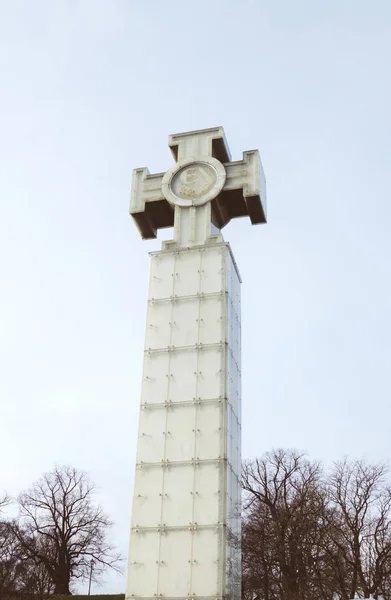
[[1, 0, 390, 593]]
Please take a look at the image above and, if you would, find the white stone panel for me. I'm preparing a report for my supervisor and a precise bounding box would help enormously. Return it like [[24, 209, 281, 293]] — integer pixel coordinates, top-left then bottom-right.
[[191, 529, 221, 596], [197, 348, 224, 399], [127, 532, 160, 596], [144, 302, 172, 349], [140, 352, 169, 405], [195, 403, 223, 460], [161, 466, 195, 527], [159, 530, 192, 595], [173, 250, 202, 296], [200, 248, 225, 294], [170, 298, 199, 347], [165, 405, 196, 461], [149, 253, 175, 300], [199, 295, 225, 345], [136, 409, 166, 463], [169, 350, 198, 402], [131, 467, 164, 527], [193, 463, 221, 524]]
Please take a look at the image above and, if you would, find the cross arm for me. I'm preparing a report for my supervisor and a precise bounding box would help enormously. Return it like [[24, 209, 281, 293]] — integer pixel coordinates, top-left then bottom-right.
[[211, 150, 267, 229], [130, 167, 174, 239]]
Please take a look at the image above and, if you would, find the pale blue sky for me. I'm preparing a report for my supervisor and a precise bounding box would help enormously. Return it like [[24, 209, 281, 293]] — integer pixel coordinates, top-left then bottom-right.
[[1, 0, 390, 593]]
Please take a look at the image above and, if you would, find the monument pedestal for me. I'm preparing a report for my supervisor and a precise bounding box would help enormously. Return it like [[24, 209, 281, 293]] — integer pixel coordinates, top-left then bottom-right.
[[126, 242, 242, 600]]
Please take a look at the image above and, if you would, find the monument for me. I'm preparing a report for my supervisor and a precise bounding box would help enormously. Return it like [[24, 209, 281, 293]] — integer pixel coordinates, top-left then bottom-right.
[[126, 127, 266, 600]]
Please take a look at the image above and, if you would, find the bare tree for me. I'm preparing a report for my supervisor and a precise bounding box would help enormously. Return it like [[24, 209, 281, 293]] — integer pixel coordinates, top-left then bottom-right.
[[326, 459, 391, 600], [0, 495, 9, 512], [242, 499, 282, 600], [242, 452, 391, 600], [242, 449, 326, 600], [0, 521, 54, 597], [13, 465, 122, 595], [17, 553, 55, 596], [0, 493, 19, 596], [0, 520, 19, 595]]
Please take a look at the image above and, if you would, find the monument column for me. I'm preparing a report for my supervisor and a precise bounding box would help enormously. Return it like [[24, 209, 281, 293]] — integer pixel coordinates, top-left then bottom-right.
[[126, 127, 266, 600]]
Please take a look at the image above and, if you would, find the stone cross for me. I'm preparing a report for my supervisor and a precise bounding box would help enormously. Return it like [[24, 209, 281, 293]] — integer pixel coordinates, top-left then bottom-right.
[[130, 126, 267, 247]]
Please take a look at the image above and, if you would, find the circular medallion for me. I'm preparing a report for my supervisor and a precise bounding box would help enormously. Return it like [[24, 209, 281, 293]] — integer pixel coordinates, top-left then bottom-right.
[[161, 156, 226, 208], [171, 162, 217, 200]]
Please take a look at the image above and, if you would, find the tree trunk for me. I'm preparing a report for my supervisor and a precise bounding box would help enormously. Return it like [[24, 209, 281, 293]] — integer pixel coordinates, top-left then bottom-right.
[[53, 564, 71, 595], [54, 581, 71, 595]]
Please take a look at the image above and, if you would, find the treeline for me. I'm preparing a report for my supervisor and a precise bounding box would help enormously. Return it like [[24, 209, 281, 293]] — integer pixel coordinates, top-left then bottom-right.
[[242, 450, 391, 600], [0, 466, 121, 596], [3, 451, 391, 600]]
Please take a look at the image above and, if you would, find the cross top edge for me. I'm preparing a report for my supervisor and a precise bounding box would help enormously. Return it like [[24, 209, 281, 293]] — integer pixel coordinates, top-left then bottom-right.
[[168, 126, 232, 163]]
